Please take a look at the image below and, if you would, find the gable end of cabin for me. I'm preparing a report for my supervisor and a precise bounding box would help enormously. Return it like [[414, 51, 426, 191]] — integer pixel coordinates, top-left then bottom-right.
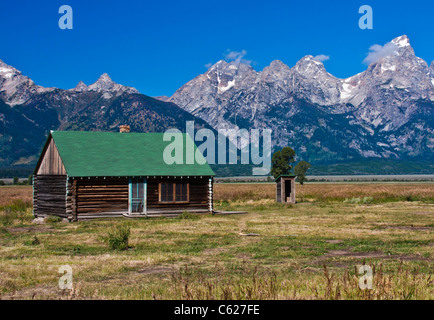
[[33, 135, 68, 219]]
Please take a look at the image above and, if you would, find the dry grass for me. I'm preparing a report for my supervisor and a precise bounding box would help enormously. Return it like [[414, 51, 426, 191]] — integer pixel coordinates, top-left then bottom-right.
[[0, 183, 433, 208], [214, 183, 434, 203], [0, 183, 433, 300], [165, 262, 432, 300], [0, 186, 32, 207]]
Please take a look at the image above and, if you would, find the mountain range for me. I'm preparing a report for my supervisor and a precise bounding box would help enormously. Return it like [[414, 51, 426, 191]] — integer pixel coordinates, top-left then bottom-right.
[[0, 35, 433, 175], [168, 35, 433, 164], [0, 64, 211, 168]]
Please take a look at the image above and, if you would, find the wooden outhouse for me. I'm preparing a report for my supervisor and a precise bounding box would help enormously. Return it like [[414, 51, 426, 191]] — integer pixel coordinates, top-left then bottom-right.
[[33, 130, 215, 220], [275, 175, 296, 204]]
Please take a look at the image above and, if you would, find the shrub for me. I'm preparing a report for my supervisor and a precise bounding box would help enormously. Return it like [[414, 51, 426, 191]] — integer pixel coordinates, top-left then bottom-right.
[[0, 210, 16, 226], [343, 197, 361, 204], [45, 215, 63, 223], [362, 196, 373, 204], [178, 211, 199, 220], [405, 195, 415, 202], [24, 235, 40, 246], [0, 200, 33, 226], [343, 197, 373, 204], [106, 224, 131, 250], [1, 199, 31, 212]]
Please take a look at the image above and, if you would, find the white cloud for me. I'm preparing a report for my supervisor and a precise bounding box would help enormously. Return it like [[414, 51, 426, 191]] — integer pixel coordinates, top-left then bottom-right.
[[363, 42, 398, 65], [314, 54, 330, 62], [224, 49, 253, 66], [204, 62, 213, 69]]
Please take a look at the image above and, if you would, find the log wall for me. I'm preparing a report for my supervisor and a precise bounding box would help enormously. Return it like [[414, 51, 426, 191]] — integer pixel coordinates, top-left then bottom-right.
[[33, 175, 67, 218], [147, 177, 209, 212], [68, 177, 129, 219], [276, 180, 281, 202], [35, 176, 212, 220]]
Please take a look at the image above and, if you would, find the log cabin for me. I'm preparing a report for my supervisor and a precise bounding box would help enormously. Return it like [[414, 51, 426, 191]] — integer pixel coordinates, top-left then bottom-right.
[[33, 128, 215, 221]]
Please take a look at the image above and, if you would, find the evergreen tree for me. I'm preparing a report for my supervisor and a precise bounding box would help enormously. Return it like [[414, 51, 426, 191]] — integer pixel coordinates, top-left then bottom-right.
[[271, 147, 296, 179], [294, 161, 311, 185]]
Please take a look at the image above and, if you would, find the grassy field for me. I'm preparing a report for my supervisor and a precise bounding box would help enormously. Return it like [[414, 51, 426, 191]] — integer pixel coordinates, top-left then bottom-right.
[[0, 183, 433, 300]]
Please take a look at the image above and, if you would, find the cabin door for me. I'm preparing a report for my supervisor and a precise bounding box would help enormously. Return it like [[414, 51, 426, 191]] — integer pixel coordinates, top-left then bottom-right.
[[129, 179, 147, 214]]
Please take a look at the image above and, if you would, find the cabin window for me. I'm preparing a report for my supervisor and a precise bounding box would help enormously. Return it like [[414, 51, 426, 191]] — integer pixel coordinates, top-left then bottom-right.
[[159, 183, 189, 203], [160, 183, 174, 202]]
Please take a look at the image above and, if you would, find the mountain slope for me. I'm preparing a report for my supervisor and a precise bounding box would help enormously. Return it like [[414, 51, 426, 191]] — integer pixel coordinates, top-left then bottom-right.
[[0, 68, 213, 167], [168, 35, 434, 163], [1, 35, 433, 174], [0, 59, 54, 106]]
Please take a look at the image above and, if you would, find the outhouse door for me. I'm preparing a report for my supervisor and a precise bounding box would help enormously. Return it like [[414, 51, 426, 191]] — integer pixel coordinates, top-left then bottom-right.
[[284, 180, 292, 202]]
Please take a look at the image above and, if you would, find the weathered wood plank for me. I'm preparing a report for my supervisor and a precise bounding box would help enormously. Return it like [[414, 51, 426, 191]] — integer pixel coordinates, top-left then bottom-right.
[[33, 175, 67, 217]]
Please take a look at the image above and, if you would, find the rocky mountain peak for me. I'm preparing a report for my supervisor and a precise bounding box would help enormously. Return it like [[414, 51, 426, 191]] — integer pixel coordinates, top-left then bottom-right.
[[88, 73, 115, 91], [391, 35, 411, 48], [267, 60, 290, 72], [0, 58, 55, 106], [362, 35, 432, 94], [269, 59, 287, 68], [261, 60, 291, 83], [0, 59, 18, 78], [204, 60, 257, 95], [290, 55, 342, 105], [74, 81, 88, 92], [377, 35, 415, 64], [209, 60, 229, 70], [293, 55, 327, 75], [87, 73, 139, 94], [98, 73, 112, 82]]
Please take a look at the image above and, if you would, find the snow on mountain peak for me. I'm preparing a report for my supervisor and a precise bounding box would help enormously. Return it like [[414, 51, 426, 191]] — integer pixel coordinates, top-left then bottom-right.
[[210, 60, 229, 70], [299, 55, 324, 65], [0, 58, 51, 106], [0, 59, 19, 79], [391, 35, 411, 48], [0, 66, 15, 79], [293, 55, 327, 75]]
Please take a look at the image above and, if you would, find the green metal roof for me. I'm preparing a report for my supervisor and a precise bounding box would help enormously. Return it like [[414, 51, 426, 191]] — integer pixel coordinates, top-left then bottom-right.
[[274, 174, 296, 182], [46, 131, 215, 177]]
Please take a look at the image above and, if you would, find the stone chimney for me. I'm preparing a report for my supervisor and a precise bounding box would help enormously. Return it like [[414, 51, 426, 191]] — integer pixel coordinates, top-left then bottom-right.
[[119, 125, 131, 133]]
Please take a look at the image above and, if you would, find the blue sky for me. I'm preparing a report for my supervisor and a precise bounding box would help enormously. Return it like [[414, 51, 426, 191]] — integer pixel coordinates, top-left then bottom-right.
[[0, 0, 433, 97]]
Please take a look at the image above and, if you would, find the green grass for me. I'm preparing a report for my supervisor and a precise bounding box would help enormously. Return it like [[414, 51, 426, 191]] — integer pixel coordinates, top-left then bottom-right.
[[0, 184, 433, 299]]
